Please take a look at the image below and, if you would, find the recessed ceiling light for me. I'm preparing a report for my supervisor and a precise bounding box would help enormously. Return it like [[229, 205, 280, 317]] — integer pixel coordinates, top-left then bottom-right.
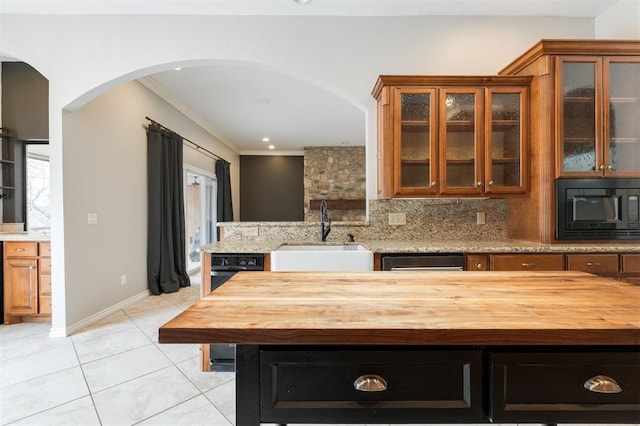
[[262, 137, 270, 142], [174, 67, 182, 71], [268, 145, 275, 150], [294, 0, 312, 4]]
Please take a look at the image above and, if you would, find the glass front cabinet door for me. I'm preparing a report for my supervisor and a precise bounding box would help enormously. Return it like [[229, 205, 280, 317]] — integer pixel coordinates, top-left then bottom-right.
[[394, 88, 438, 195], [372, 76, 531, 198], [485, 88, 527, 193], [439, 88, 483, 195], [558, 56, 640, 177]]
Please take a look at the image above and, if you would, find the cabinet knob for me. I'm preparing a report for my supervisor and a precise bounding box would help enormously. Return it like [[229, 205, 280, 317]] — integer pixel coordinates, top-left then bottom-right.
[[476, 263, 484, 270], [354, 374, 388, 392], [521, 262, 536, 268], [476, 181, 482, 187], [599, 164, 606, 170], [430, 181, 437, 187], [586, 262, 601, 267], [606, 164, 615, 171], [489, 180, 494, 186], [584, 375, 622, 394]]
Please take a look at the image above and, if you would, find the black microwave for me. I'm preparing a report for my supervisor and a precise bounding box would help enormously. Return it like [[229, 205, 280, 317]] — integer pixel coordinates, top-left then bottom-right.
[[556, 178, 640, 240]]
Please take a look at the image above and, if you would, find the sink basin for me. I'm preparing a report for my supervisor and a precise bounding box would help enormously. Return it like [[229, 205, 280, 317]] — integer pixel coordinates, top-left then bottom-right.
[[271, 244, 373, 271]]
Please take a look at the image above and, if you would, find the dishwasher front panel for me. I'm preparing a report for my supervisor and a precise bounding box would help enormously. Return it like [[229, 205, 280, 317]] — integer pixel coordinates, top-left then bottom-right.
[[381, 254, 465, 271]]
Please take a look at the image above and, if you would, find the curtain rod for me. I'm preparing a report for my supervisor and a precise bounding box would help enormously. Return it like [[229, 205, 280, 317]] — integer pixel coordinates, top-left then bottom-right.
[[145, 116, 228, 163]]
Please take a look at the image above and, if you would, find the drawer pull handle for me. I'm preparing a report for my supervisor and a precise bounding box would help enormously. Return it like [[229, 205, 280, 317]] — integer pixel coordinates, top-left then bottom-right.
[[14, 248, 25, 252], [584, 375, 622, 394], [354, 374, 387, 392], [521, 262, 536, 268], [586, 262, 601, 267]]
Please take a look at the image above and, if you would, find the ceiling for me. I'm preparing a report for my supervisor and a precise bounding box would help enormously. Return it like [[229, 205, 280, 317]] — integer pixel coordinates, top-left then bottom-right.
[[1, 0, 621, 154]]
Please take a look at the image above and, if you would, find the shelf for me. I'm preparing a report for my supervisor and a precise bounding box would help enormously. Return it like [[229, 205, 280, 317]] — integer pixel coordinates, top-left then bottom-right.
[[562, 138, 596, 143], [563, 97, 595, 102], [401, 120, 430, 126], [401, 158, 430, 164], [0, 186, 15, 190], [491, 158, 520, 164], [309, 199, 366, 211], [446, 158, 476, 164], [0, 159, 15, 165], [446, 120, 474, 126], [491, 120, 520, 126]]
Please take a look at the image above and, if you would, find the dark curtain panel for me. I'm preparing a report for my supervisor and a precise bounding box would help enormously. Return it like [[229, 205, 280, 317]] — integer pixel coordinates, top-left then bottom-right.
[[147, 124, 190, 295], [216, 160, 233, 235]]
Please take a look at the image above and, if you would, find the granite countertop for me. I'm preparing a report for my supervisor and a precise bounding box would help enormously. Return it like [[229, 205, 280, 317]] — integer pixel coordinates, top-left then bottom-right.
[[200, 239, 640, 254], [0, 232, 51, 242]]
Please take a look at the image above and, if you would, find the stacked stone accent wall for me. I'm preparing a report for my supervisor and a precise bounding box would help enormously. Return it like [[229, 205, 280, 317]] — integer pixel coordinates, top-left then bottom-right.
[[303, 146, 366, 222]]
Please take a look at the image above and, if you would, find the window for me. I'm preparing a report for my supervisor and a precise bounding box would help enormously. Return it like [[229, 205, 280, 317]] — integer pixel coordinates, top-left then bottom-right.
[[26, 144, 50, 232]]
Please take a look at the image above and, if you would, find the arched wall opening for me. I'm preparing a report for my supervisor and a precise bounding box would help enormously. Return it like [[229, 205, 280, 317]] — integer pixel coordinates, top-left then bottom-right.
[[57, 58, 370, 335]]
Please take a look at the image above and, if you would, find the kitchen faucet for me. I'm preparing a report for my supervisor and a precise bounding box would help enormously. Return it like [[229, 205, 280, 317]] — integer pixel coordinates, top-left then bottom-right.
[[320, 199, 331, 242]]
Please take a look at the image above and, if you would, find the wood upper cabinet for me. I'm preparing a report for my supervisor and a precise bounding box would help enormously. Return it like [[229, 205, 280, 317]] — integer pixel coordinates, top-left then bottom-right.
[[557, 56, 640, 177], [372, 76, 531, 198]]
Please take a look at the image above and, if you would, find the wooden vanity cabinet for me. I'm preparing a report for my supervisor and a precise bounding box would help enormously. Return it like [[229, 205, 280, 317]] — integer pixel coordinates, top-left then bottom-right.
[[372, 76, 531, 198], [4, 241, 52, 323]]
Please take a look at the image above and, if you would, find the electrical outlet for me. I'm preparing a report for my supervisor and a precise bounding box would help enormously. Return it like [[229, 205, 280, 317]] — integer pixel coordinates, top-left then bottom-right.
[[477, 212, 486, 225], [120, 274, 127, 285], [388, 212, 406, 226]]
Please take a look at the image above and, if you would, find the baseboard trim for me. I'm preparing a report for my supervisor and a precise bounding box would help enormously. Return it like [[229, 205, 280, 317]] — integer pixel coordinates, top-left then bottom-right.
[[49, 289, 150, 337]]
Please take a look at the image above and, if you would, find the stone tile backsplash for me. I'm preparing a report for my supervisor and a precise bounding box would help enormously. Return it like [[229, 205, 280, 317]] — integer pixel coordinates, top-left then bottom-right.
[[221, 198, 507, 242]]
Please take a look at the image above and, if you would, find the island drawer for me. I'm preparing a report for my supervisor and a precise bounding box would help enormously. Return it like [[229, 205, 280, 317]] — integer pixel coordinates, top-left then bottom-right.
[[4, 242, 38, 257], [491, 350, 640, 423], [260, 347, 484, 424]]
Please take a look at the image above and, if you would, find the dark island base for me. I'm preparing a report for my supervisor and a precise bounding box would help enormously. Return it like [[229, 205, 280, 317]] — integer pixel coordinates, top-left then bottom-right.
[[235, 345, 640, 426]]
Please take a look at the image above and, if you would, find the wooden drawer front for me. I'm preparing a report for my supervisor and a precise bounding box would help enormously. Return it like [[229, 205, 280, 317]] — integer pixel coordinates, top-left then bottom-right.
[[566, 254, 619, 275], [260, 347, 483, 424], [40, 273, 52, 296], [40, 258, 52, 274], [39, 242, 51, 257], [491, 254, 564, 271], [39, 296, 52, 314], [491, 350, 640, 423], [621, 254, 640, 273], [5, 242, 38, 257], [466, 254, 489, 271]]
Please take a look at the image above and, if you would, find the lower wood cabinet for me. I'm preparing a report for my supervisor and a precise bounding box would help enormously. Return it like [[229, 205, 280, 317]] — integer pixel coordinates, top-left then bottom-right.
[[4, 241, 52, 323], [491, 254, 565, 271], [464, 252, 640, 284]]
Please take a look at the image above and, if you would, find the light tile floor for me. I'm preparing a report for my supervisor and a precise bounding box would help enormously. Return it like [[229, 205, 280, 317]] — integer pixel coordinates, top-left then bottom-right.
[[0, 281, 635, 426]]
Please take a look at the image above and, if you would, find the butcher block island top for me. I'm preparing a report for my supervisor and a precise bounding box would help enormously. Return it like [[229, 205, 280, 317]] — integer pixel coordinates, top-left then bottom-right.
[[159, 270, 640, 346]]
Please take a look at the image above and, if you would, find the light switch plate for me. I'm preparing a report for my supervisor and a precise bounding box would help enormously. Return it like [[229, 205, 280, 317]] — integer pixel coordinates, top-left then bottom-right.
[[388, 212, 406, 226], [88, 213, 98, 225]]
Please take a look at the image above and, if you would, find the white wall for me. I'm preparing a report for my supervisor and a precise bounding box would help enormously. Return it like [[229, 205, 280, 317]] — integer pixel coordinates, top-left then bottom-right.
[[0, 11, 637, 333], [596, 0, 640, 39], [61, 80, 237, 328]]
